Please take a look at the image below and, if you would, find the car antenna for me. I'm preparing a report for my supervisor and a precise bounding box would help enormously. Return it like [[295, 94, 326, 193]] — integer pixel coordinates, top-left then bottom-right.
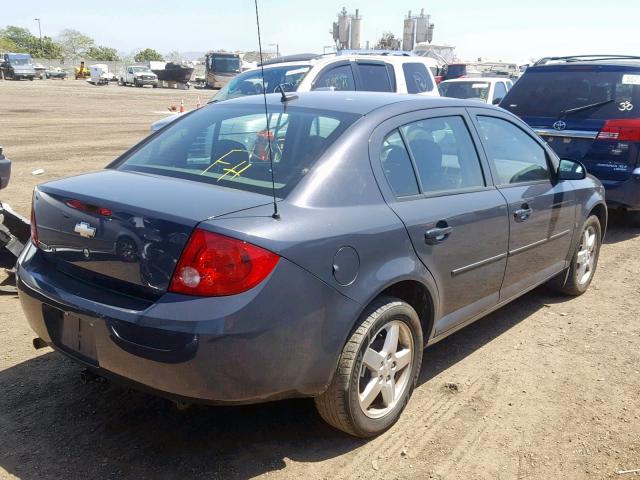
[[254, 0, 280, 219]]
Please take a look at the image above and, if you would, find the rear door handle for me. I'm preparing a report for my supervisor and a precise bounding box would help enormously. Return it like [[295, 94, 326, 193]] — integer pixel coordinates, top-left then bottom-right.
[[424, 225, 453, 245], [514, 205, 532, 222]]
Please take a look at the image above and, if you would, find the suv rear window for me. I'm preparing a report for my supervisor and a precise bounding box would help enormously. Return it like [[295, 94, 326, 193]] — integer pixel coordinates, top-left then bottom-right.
[[116, 104, 360, 198], [502, 66, 640, 119]]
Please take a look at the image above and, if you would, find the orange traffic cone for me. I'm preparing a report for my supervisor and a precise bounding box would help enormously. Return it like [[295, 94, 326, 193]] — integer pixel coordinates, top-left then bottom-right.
[[196, 97, 202, 109], [179, 99, 185, 113]]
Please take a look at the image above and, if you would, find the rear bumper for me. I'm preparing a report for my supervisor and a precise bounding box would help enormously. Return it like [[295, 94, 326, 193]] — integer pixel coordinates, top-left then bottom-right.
[[602, 174, 640, 210], [17, 243, 361, 404]]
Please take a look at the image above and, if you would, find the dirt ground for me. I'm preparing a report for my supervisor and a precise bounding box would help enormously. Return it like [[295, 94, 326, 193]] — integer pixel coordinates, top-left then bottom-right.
[[0, 80, 639, 480]]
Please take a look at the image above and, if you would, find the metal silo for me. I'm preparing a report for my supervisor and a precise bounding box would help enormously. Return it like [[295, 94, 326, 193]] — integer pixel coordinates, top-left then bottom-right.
[[338, 7, 350, 50], [350, 9, 362, 50], [415, 9, 429, 44], [402, 10, 416, 52]]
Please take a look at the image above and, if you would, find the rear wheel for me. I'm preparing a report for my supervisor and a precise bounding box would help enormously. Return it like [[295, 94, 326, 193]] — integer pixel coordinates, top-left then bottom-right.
[[314, 297, 423, 437], [548, 215, 601, 296]]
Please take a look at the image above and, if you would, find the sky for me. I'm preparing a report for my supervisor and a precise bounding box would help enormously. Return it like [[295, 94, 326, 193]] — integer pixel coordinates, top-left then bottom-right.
[[4, 0, 640, 62]]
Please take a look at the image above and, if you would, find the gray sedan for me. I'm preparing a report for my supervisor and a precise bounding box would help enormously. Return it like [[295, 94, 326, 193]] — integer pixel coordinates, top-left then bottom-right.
[[18, 92, 606, 437]]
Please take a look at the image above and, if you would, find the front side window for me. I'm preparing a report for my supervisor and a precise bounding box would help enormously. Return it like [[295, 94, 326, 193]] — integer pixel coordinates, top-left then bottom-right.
[[313, 65, 355, 91], [357, 63, 394, 92], [117, 104, 360, 198], [477, 116, 549, 185], [403, 63, 434, 93], [380, 131, 419, 197], [400, 116, 485, 193]]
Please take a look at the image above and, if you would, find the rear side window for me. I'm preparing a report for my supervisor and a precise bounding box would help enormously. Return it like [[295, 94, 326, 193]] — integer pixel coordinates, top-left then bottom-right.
[[357, 63, 394, 92], [493, 82, 508, 101], [400, 116, 485, 193], [403, 63, 434, 93], [380, 131, 420, 197], [477, 116, 549, 184], [117, 104, 360, 198], [313, 65, 355, 91], [502, 67, 640, 119]]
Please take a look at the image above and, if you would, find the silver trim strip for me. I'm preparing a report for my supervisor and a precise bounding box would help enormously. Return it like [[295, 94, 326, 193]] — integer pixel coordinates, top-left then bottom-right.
[[451, 252, 508, 277], [509, 229, 573, 256], [534, 128, 598, 139]]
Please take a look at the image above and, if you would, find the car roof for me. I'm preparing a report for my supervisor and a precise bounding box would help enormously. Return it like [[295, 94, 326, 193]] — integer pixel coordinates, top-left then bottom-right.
[[528, 60, 640, 71], [440, 77, 506, 84], [214, 91, 495, 116], [259, 54, 437, 71]]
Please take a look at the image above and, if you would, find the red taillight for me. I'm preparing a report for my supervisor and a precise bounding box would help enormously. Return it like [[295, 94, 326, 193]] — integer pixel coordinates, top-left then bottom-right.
[[169, 229, 279, 297], [597, 119, 640, 142], [65, 199, 112, 217], [30, 196, 38, 247]]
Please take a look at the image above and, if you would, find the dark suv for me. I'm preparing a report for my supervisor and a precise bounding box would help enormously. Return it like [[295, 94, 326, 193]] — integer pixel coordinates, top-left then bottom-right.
[[500, 55, 640, 221]]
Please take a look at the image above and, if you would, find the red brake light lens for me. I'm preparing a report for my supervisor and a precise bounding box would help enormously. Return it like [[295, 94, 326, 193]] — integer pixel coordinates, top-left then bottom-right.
[[169, 229, 279, 296], [597, 119, 640, 142]]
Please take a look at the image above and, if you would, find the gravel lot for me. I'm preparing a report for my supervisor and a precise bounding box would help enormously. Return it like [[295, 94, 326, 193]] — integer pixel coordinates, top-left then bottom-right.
[[0, 80, 639, 480]]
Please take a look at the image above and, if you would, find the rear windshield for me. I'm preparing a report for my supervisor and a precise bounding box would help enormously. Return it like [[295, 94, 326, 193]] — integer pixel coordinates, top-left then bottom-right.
[[502, 67, 640, 119], [116, 103, 360, 197], [439, 81, 490, 102], [212, 65, 311, 103]]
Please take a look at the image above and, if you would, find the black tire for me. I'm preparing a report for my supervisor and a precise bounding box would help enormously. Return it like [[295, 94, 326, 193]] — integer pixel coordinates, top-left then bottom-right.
[[548, 215, 602, 296], [626, 211, 640, 227], [314, 296, 423, 437]]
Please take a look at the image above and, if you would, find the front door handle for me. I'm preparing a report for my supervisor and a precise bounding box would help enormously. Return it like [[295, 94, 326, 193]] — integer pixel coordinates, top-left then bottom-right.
[[514, 205, 532, 222], [425, 225, 453, 245]]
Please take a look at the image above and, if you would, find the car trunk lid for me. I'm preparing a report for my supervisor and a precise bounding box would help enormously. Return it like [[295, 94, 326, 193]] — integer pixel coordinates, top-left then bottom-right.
[[33, 169, 272, 297]]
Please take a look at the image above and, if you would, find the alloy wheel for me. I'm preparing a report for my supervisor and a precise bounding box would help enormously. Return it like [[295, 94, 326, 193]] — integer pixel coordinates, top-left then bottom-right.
[[358, 320, 414, 419]]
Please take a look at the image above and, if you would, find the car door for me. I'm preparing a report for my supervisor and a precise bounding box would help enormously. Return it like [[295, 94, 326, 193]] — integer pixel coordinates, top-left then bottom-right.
[[369, 108, 509, 335], [468, 108, 577, 300]]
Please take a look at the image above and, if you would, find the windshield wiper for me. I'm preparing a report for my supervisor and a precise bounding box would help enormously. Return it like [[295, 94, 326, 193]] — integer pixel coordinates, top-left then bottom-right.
[[560, 99, 614, 117]]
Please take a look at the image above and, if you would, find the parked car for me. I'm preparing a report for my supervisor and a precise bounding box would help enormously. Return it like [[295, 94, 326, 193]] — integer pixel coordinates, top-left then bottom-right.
[[119, 65, 158, 88], [439, 77, 513, 105], [0, 53, 36, 80], [45, 68, 68, 80], [19, 92, 606, 437], [151, 52, 440, 132], [500, 55, 640, 222], [441, 62, 483, 81]]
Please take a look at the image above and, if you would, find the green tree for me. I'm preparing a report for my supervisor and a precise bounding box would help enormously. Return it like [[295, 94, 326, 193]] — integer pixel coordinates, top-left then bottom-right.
[[134, 48, 164, 62], [0, 26, 34, 51], [57, 29, 95, 59], [36, 36, 63, 59], [86, 45, 119, 61], [0, 36, 18, 52], [375, 31, 401, 50]]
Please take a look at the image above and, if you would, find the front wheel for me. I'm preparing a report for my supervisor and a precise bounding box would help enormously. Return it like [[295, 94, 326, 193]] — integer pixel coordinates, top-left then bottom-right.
[[548, 215, 602, 296], [314, 297, 423, 437]]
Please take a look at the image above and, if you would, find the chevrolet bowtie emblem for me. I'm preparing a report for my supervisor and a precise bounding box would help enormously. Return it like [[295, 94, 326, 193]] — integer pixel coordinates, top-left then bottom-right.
[[74, 221, 96, 238]]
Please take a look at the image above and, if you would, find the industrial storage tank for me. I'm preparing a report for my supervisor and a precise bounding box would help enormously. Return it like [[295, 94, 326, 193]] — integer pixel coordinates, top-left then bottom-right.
[[415, 9, 429, 44], [338, 7, 350, 49], [350, 9, 362, 50], [403, 11, 415, 51]]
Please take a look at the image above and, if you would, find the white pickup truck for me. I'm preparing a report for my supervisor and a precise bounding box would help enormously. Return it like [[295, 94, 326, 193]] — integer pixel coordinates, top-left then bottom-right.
[[119, 65, 158, 88]]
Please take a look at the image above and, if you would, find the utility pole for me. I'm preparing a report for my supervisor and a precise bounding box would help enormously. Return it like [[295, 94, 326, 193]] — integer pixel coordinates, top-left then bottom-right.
[[269, 43, 280, 57], [34, 18, 42, 57]]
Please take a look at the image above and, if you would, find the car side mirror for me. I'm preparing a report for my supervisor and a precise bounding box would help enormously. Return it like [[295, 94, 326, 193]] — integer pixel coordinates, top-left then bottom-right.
[[492, 97, 503, 105], [557, 158, 587, 180]]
